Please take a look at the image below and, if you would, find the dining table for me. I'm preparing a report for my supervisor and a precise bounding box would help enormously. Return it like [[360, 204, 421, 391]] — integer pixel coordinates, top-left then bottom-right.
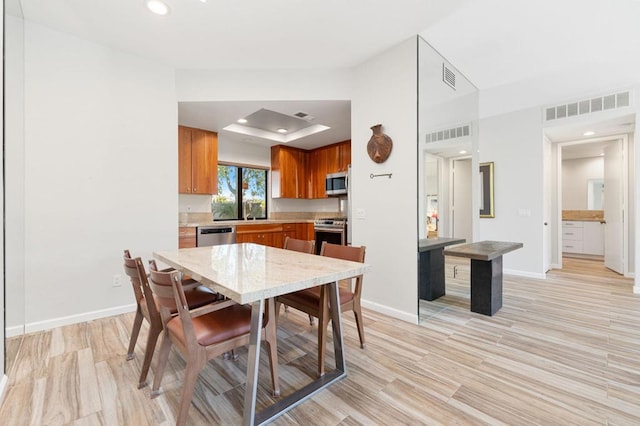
[[153, 243, 370, 426]]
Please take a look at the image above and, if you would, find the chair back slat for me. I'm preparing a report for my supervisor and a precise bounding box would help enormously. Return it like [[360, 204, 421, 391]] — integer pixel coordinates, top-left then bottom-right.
[[148, 267, 198, 345], [123, 250, 144, 303], [320, 242, 366, 297], [283, 236, 315, 254]]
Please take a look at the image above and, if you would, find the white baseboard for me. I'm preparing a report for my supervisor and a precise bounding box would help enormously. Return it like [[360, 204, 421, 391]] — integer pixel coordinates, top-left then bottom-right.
[[16, 304, 137, 336], [361, 299, 418, 324], [0, 374, 8, 407], [504, 269, 546, 280], [6, 325, 25, 338]]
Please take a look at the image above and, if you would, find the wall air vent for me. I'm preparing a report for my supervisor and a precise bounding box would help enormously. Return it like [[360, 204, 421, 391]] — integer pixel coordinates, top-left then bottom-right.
[[426, 124, 470, 143], [442, 64, 456, 90], [544, 90, 633, 122]]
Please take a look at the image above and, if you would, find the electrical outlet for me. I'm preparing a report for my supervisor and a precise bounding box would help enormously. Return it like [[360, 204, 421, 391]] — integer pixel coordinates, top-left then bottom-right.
[[112, 274, 122, 287]]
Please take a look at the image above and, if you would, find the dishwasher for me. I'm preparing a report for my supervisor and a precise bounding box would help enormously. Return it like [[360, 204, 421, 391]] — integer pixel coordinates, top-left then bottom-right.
[[196, 225, 236, 247]]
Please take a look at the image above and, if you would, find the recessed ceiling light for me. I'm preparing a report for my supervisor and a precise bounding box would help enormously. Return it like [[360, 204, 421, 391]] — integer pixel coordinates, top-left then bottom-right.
[[146, 0, 170, 15], [600, 153, 605, 156], [277, 128, 288, 133], [199, 0, 207, 3], [459, 150, 467, 154], [583, 131, 595, 136], [237, 118, 247, 124]]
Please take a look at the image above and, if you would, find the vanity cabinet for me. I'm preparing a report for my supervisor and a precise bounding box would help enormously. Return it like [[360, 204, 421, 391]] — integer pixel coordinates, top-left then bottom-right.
[[178, 126, 218, 194], [562, 221, 603, 255]]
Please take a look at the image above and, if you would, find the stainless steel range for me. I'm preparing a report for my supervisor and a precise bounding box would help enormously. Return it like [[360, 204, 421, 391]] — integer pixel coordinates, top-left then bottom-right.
[[314, 217, 347, 254]]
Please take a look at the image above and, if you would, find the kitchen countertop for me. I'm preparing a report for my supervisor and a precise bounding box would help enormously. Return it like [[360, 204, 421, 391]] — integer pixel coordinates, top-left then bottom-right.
[[179, 219, 316, 227]]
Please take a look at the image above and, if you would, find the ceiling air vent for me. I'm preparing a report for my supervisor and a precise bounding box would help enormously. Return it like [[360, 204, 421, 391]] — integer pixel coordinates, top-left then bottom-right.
[[442, 64, 456, 90], [293, 111, 315, 121], [426, 124, 470, 143], [544, 90, 633, 122]]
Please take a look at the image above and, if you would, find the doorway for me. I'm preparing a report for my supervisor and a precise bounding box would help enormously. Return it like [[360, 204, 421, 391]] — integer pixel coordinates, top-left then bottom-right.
[[553, 135, 630, 277]]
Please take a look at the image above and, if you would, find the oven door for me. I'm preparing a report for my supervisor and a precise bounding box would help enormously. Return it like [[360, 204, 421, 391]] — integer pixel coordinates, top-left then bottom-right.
[[314, 226, 346, 255]]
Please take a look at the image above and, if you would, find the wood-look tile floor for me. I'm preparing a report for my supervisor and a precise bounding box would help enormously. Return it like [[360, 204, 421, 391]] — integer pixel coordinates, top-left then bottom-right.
[[2, 257, 639, 425]]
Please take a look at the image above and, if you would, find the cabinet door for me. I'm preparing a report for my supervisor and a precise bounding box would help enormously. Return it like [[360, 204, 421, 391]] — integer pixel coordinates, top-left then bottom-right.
[[178, 227, 196, 248], [191, 128, 218, 194], [582, 221, 604, 255], [178, 126, 193, 193], [310, 148, 328, 198], [271, 145, 309, 199], [325, 144, 340, 174], [338, 141, 351, 171]]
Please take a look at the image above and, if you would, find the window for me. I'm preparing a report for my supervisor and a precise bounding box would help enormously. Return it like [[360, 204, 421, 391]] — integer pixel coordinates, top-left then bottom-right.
[[212, 164, 268, 220]]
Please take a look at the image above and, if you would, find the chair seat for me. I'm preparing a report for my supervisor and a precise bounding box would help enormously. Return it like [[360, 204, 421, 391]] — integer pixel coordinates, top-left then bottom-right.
[[279, 286, 354, 311], [166, 304, 253, 347], [148, 285, 221, 315]]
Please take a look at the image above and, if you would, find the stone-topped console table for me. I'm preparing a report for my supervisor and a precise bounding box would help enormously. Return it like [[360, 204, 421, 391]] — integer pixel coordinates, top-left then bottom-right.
[[445, 241, 523, 316], [418, 238, 466, 301]]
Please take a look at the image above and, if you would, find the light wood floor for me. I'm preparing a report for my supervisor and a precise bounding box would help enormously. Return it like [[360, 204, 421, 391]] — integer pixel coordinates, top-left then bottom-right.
[[2, 259, 639, 425]]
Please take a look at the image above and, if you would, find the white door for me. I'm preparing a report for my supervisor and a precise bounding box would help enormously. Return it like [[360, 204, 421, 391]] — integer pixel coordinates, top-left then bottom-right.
[[452, 158, 472, 242], [604, 139, 624, 274], [543, 138, 552, 272]]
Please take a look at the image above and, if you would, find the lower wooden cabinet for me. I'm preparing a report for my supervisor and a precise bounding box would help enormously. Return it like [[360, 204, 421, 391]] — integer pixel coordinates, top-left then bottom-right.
[[178, 227, 196, 248], [236, 222, 314, 248], [236, 224, 284, 248]]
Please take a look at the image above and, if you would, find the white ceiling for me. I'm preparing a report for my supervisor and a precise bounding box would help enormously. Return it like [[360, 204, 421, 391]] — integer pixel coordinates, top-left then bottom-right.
[[11, 0, 640, 149]]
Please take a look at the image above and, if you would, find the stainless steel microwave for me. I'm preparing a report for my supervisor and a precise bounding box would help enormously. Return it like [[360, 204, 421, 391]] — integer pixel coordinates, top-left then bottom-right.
[[326, 171, 348, 196]]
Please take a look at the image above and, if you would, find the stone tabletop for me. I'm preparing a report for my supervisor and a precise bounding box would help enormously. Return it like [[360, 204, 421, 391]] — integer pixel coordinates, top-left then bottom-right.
[[418, 237, 466, 252], [154, 243, 370, 305], [444, 240, 523, 261]]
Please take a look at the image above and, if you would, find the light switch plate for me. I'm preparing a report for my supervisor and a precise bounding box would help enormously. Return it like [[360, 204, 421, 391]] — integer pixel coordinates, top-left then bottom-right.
[[355, 208, 366, 220]]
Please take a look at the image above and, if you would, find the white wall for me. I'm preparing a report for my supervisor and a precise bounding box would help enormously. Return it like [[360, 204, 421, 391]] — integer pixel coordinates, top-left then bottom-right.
[[21, 22, 177, 330], [351, 37, 419, 323], [562, 157, 604, 210], [1, 0, 6, 394], [5, 13, 26, 335], [478, 107, 545, 277]]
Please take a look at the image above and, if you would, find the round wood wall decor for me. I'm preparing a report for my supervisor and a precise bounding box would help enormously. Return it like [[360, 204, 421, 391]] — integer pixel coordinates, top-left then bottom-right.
[[367, 124, 393, 163]]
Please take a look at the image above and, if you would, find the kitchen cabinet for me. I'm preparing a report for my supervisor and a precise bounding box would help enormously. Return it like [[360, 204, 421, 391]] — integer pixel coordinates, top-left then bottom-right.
[[562, 220, 603, 256], [178, 227, 196, 248], [326, 140, 351, 173], [271, 141, 350, 199], [236, 224, 284, 248], [178, 125, 218, 194], [309, 140, 351, 198], [271, 145, 309, 199], [310, 148, 328, 198], [282, 223, 297, 242]]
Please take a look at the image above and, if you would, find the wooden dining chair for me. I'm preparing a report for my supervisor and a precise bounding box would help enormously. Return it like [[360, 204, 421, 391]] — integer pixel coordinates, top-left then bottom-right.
[[282, 236, 316, 323], [275, 242, 366, 377], [148, 267, 280, 426], [122, 250, 221, 388], [283, 235, 315, 254]]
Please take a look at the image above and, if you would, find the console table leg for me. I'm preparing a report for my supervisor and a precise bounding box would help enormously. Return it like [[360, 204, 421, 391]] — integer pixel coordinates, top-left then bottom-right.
[[470, 256, 503, 316]]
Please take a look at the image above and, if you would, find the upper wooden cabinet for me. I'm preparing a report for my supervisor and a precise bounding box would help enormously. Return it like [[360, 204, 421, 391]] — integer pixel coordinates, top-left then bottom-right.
[[271, 145, 309, 199], [178, 126, 218, 194], [271, 140, 350, 199]]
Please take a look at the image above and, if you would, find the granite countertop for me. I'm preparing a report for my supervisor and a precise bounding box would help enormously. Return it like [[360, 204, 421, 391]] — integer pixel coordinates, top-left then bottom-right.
[[179, 219, 316, 227]]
